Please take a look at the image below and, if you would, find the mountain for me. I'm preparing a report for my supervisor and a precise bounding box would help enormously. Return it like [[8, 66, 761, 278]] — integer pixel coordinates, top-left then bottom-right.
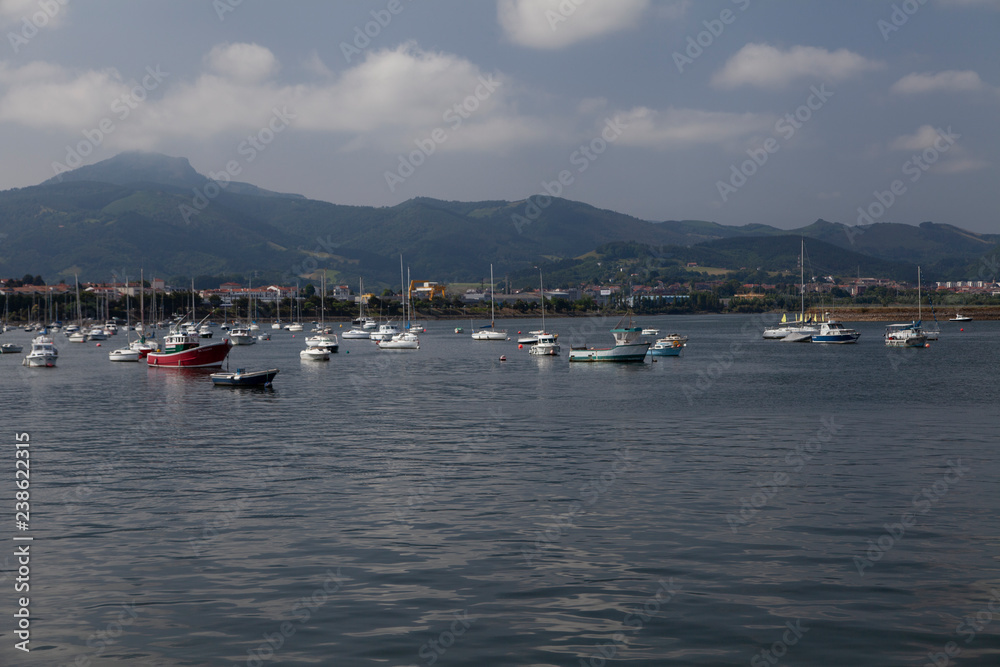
[[1, 151, 995, 287]]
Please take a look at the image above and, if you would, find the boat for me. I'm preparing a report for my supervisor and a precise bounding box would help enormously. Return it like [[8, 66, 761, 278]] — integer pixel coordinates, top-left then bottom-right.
[[648, 334, 687, 356], [471, 264, 507, 341], [342, 327, 371, 339], [108, 347, 140, 362], [146, 314, 232, 368], [528, 332, 560, 356], [1, 343, 23, 354], [370, 322, 400, 341], [949, 313, 972, 322], [527, 269, 558, 355], [378, 255, 421, 350], [230, 326, 256, 346], [764, 239, 819, 340], [68, 330, 88, 343], [304, 333, 339, 353], [408, 322, 426, 333], [885, 322, 927, 348], [454, 327, 464, 334], [198, 324, 213, 338], [299, 346, 330, 361], [287, 322, 303, 332], [568, 314, 650, 362], [915, 268, 939, 341], [22, 336, 58, 367], [257, 332, 271, 341], [811, 318, 860, 344], [641, 328, 659, 336], [87, 327, 108, 341], [129, 336, 157, 359], [517, 330, 547, 344], [211, 368, 279, 387]]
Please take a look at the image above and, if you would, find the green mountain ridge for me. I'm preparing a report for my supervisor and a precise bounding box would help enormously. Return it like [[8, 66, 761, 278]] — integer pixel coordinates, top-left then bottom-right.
[[1, 152, 995, 287]]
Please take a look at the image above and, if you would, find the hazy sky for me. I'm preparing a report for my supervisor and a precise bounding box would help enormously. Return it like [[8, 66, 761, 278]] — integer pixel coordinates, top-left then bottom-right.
[[0, 0, 997, 232]]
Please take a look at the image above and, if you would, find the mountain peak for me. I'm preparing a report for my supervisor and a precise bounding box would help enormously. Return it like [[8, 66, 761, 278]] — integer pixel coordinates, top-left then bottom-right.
[[43, 151, 205, 189]]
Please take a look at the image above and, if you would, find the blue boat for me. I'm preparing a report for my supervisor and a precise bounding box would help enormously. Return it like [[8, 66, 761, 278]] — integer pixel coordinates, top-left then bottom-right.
[[210, 368, 279, 387], [811, 319, 860, 344], [647, 334, 687, 356]]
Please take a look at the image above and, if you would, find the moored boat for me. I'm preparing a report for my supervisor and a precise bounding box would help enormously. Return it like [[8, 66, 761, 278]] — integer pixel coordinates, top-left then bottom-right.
[[108, 347, 140, 362], [304, 333, 339, 352], [299, 346, 330, 361], [528, 333, 560, 356], [211, 368, 279, 387], [568, 315, 650, 363], [1, 342, 23, 354], [648, 334, 686, 356], [22, 336, 58, 367], [885, 322, 927, 348], [811, 319, 860, 344], [230, 327, 256, 346], [949, 313, 972, 322], [147, 317, 232, 368]]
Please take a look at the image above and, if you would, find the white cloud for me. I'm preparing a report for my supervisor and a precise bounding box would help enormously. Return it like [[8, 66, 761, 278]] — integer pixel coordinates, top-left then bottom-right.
[[205, 43, 278, 83], [497, 0, 651, 49], [0, 62, 128, 129], [612, 106, 773, 148], [889, 125, 948, 151], [0, 0, 68, 28], [935, 0, 1000, 7], [936, 157, 990, 173], [711, 43, 882, 89], [889, 70, 987, 94]]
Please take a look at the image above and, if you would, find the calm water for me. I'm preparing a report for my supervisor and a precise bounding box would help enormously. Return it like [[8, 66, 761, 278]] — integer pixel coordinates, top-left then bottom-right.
[[1, 315, 998, 666]]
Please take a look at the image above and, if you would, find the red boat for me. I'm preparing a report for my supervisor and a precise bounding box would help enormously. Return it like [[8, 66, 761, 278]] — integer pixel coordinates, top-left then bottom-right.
[[147, 329, 231, 368]]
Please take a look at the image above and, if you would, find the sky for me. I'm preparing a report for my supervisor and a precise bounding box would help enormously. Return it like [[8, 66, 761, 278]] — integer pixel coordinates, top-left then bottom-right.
[[0, 0, 997, 233]]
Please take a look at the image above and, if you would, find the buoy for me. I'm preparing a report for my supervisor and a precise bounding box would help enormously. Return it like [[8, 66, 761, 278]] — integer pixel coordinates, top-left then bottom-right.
[[96, 343, 101, 347], [518, 331, 522, 334], [345, 350, 349, 353], [925, 343, 930, 348], [518, 343, 523, 349], [499, 355, 507, 361], [960, 328, 964, 332]]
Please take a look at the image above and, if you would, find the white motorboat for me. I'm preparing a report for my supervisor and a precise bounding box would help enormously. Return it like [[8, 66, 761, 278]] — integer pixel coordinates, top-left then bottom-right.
[[811, 319, 860, 344], [370, 322, 400, 341], [249, 322, 260, 331], [68, 331, 88, 343], [299, 346, 330, 361], [949, 313, 972, 322], [271, 321, 282, 330], [641, 328, 659, 336], [198, 324, 213, 338], [408, 322, 426, 333], [108, 347, 140, 362], [257, 332, 271, 341], [230, 327, 256, 346], [22, 336, 58, 367], [377, 332, 420, 350], [528, 333, 560, 356], [1, 343, 23, 354], [87, 327, 108, 341], [287, 322, 304, 332], [342, 327, 371, 339], [885, 323, 927, 348], [304, 334, 339, 353], [517, 330, 546, 344]]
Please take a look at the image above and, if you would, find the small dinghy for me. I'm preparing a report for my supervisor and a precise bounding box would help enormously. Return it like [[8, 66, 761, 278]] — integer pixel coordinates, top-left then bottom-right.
[[210, 368, 279, 387]]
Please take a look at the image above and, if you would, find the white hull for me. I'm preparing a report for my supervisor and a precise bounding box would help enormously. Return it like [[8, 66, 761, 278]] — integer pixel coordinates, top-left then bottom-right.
[[23, 354, 57, 367], [109, 349, 140, 362], [342, 329, 371, 339], [471, 330, 507, 341], [568, 342, 650, 362], [300, 348, 330, 361]]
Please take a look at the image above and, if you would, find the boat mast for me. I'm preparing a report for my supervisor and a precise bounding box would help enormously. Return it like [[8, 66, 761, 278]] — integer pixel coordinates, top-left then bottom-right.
[[539, 267, 545, 332], [917, 266, 922, 322], [800, 237, 805, 323], [490, 263, 495, 329], [320, 271, 325, 327], [139, 268, 144, 332]]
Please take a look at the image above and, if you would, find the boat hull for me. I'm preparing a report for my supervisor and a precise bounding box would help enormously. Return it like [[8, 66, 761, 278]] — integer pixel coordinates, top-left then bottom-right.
[[648, 345, 683, 356], [23, 354, 57, 367], [147, 340, 232, 368], [569, 342, 650, 362], [211, 368, 278, 386]]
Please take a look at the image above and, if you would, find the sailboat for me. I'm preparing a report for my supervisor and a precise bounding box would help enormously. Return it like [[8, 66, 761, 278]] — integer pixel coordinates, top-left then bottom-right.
[[918, 267, 940, 340], [344, 278, 372, 339], [377, 256, 420, 350], [763, 238, 818, 341], [471, 264, 507, 341], [305, 272, 340, 352], [885, 266, 929, 348], [528, 268, 559, 356], [109, 277, 141, 361]]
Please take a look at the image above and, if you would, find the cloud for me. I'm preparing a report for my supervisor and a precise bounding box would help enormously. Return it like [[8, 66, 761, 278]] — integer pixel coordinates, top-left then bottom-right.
[[889, 125, 950, 151], [0, 62, 129, 129], [497, 0, 651, 49], [889, 70, 988, 94], [205, 43, 278, 83], [612, 106, 773, 148], [935, 0, 1000, 7], [711, 43, 882, 89], [0, 0, 68, 28]]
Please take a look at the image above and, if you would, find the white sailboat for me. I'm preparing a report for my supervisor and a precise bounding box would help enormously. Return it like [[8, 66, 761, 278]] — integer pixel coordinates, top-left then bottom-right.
[[378, 256, 420, 350], [471, 264, 507, 341], [763, 238, 818, 341], [528, 269, 559, 356]]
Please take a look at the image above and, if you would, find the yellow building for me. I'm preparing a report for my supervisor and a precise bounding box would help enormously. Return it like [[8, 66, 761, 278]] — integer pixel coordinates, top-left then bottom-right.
[[408, 281, 446, 301]]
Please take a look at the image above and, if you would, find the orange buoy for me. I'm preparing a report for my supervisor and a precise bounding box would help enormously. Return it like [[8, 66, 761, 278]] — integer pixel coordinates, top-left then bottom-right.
[[925, 343, 930, 348], [518, 343, 523, 349], [960, 328, 964, 332], [96, 343, 101, 347]]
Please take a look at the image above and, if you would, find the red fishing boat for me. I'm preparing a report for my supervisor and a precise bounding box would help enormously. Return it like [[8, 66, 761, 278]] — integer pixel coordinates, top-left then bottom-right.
[[147, 317, 231, 368]]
